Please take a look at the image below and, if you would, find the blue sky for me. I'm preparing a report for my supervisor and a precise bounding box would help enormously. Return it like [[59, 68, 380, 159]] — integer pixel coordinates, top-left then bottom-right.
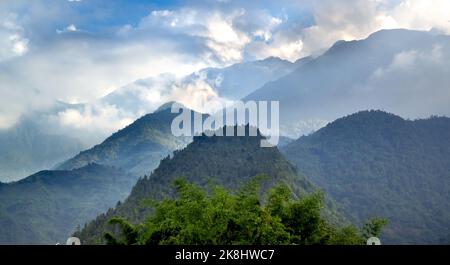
[[1, 0, 450, 131]]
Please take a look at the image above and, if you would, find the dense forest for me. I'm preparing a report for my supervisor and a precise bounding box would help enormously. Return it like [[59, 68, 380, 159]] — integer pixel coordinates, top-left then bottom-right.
[[0, 164, 136, 244], [282, 110, 450, 244]]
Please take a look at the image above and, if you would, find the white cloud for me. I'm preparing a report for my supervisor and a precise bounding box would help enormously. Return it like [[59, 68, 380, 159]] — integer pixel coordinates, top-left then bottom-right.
[[204, 12, 251, 63], [138, 8, 253, 64], [247, 32, 304, 62], [57, 103, 133, 133], [0, 13, 29, 62], [297, 0, 450, 57], [56, 24, 77, 34]]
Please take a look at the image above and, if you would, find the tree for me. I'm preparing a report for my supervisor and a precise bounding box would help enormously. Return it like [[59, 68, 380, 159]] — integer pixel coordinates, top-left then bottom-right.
[[104, 178, 385, 245]]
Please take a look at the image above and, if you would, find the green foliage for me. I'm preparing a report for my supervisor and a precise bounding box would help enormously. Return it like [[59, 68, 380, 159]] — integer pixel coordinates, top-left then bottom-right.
[[104, 218, 139, 245], [362, 218, 388, 238], [105, 179, 376, 245]]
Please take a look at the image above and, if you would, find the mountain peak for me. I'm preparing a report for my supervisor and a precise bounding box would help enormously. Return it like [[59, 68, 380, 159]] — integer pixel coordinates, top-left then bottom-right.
[[281, 110, 450, 244], [77, 124, 315, 244], [367, 28, 431, 40], [260, 56, 288, 63], [57, 101, 194, 175], [154, 101, 186, 113], [317, 110, 406, 137]]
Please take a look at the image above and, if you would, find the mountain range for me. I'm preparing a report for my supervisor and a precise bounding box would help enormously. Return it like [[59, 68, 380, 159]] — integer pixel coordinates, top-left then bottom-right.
[[245, 29, 450, 136], [0, 56, 307, 182], [1, 29, 450, 245], [74, 126, 329, 244], [0, 103, 201, 244], [4, 29, 450, 182]]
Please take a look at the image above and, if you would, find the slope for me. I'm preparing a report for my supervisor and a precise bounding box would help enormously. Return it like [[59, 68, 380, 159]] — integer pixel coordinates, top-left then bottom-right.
[[0, 164, 135, 244], [76, 126, 321, 244], [281, 110, 450, 244]]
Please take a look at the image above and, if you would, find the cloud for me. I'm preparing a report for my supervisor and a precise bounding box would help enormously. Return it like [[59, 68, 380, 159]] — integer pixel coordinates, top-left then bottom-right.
[[136, 8, 252, 64], [56, 102, 134, 140], [0, 13, 29, 62], [298, 0, 450, 56], [56, 24, 77, 34], [1, 0, 450, 139]]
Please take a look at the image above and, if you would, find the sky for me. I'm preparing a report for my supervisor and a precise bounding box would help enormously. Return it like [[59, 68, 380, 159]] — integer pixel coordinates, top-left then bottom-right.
[[1, 0, 450, 136]]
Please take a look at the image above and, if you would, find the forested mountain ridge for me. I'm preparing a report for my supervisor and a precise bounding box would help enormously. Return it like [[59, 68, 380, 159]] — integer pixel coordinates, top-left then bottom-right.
[[281, 110, 450, 244], [0, 163, 135, 244], [75, 126, 339, 244], [57, 103, 201, 176]]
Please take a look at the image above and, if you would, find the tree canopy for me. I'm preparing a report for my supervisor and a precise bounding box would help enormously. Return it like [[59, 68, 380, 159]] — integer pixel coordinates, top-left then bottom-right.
[[104, 178, 386, 245]]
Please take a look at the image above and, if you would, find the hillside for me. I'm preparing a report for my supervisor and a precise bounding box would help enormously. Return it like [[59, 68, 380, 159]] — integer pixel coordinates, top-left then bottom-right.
[[57, 102, 200, 176], [0, 164, 136, 244], [76, 126, 323, 244], [281, 110, 450, 244]]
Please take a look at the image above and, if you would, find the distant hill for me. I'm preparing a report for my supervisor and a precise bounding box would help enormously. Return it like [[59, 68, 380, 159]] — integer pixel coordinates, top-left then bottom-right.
[[76, 126, 325, 244], [0, 163, 136, 244], [57, 102, 201, 177], [245, 29, 450, 137], [281, 110, 450, 244]]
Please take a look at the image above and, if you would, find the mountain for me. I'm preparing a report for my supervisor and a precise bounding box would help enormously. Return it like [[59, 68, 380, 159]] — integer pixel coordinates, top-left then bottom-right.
[[187, 56, 312, 99], [101, 56, 310, 115], [281, 110, 450, 244], [75, 126, 323, 244], [245, 29, 450, 137], [0, 102, 206, 244], [0, 111, 84, 182], [57, 102, 201, 177], [0, 163, 136, 244], [0, 55, 305, 182]]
